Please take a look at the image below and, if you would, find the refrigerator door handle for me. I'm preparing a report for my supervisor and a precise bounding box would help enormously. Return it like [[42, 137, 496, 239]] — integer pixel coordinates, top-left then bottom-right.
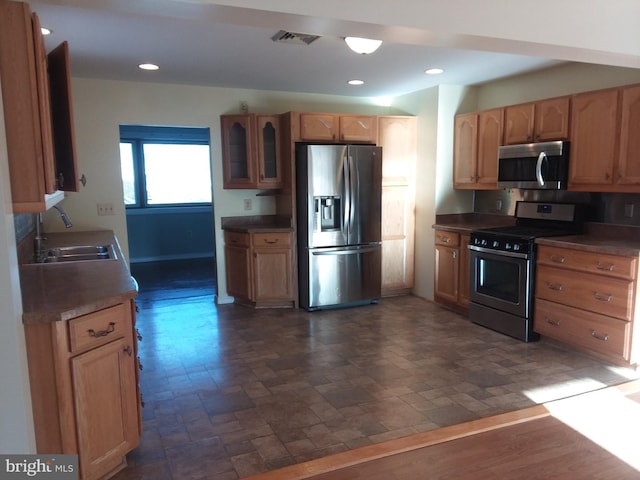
[[343, 156, 351, 233], [348, 155, 356, 235], [311, 244, 380, 255]]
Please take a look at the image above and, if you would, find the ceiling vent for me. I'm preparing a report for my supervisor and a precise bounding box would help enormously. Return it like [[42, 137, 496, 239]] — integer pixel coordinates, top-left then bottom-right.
[[271, 30, 321, 46]]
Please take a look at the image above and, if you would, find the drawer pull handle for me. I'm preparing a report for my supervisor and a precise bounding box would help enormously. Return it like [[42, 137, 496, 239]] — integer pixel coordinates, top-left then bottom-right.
[[88, 322, 115, 337], [595, 261, 614, 271], [591, 330, 609, 342], [546, 282, 563, 291], [438, 236, 450, 244], [593, 292, 613, 302], [549, 254, 566, 264], [123, 345, 133, 356], [263, 239, 279, 244], [545, 317, 561, 326]]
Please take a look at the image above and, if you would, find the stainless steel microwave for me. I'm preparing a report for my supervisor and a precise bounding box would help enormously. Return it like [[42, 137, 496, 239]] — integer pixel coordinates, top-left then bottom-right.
[[497, 140, 570, 190]]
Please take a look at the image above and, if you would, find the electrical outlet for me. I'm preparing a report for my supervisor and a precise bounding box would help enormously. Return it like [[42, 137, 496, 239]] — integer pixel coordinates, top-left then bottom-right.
[[243, 198, 252, 211], [97, 203, 114, 216]]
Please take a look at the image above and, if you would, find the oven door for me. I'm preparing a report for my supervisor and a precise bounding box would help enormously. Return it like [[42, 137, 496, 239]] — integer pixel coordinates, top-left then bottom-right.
[[469, 245, 531, 318]]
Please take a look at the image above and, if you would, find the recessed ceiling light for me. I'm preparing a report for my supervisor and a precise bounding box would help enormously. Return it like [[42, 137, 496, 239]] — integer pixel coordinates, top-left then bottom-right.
[[425, 68, 444, 75], [348, 79, 365, 86], [138, 63, 160, 71], [40, 27, 52, 35]]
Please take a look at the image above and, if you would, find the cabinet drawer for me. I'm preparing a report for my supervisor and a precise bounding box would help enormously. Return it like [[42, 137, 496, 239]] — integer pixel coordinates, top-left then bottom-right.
[[434, 230, 459, 247], [224, 231, 250, 247], [68, 303, 130, 353], [536, 265, 634, 321], [535, 299, 630, 362], [252, 232, 291, 248], [537, 245, 637, 280]]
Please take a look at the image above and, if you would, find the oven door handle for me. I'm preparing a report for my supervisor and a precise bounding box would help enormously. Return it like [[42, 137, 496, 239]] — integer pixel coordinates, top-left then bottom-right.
[[468, 244, 530, 259]]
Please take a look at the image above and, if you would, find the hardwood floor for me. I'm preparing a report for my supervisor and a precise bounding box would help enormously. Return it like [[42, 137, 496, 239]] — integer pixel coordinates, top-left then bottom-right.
[[114, 260, 640, 480], [245, 381, 640, 479]]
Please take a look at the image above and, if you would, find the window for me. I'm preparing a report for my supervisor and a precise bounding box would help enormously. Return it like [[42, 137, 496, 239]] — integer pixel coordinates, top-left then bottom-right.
[[119, 125, 212, 207]]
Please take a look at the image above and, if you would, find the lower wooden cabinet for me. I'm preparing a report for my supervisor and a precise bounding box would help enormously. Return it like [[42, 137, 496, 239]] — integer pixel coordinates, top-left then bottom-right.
[[24, 300, 141, 480], [434, 229, 470, 310], [534, 244, 639, 366], [224, 230, 295, 307]]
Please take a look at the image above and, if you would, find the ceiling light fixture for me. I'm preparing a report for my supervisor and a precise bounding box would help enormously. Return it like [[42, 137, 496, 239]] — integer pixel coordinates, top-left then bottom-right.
[[348, 79, 364, 86], [344, 37, 382, 55], [425, 67, 444, 75], [138, 63, 160, 71], [40, 27, 52, 35]]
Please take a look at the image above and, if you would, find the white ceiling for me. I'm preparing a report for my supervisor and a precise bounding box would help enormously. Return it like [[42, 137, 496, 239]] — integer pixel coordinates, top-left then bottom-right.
[[27, 0, 640, 98]]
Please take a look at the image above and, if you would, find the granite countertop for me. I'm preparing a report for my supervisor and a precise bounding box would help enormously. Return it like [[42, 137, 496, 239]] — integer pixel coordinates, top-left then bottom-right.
[[432, 213, 515, 233], [20, 230, 138, 324], [221, 215, 293, 233], [433, 214, 640, 256], [536, 223, 640, 257]]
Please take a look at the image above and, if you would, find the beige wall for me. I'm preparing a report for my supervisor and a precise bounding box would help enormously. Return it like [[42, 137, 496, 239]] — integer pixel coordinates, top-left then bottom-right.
[[42, 78, 406, 301], [477, 62, 640, 110]]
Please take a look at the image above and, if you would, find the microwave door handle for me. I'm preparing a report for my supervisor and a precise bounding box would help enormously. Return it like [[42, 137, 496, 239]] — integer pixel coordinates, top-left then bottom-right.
[[536, 151, 547, 187]]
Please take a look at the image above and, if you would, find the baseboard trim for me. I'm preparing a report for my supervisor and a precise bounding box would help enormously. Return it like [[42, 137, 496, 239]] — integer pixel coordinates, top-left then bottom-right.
[[130, 253, 214, 264]]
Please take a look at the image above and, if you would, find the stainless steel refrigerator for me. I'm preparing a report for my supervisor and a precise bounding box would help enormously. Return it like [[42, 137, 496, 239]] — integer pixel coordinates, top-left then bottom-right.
[[296, 144, 382, 310]]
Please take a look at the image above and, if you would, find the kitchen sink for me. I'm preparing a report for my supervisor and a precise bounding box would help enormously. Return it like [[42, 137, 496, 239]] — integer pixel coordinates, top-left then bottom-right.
[[35, 244, 118, 263]]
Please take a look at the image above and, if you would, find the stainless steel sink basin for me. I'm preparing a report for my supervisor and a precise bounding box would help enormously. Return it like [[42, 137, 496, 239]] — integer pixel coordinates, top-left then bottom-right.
[[37, 244, 118, 263]]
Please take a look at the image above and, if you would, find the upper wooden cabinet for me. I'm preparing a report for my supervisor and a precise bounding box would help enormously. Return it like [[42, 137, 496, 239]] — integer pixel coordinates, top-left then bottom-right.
[[504, 96, 570, 144], [568, 88, 619, 190], [453, 109, 502, 190], [221, 114, 282, 189], [339, 115, 378, 143], [617, 84, 640, 187], [298, 113, 377, 143], [0, 0, 79, 212]]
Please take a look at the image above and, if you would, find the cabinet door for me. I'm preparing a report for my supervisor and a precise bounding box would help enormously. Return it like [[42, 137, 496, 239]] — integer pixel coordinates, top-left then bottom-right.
[[476, 108, 502, 188], [225, 244, 251, 300], [458, 234, 470, 307], [381, 185, 414, 295], [504, 103, 534, 144], [378, 116, 417, 186], [255, 114, 282, 188], [617, 85, 640, 186], [434, 244, 459, 304], [0, 2, 56, 212], [221, 115, 256, 188], [339, 115, 377, 143], [453, 113, 478, 188], [253, 247, 293, 301], [72, 337, 138, 480], [48, 41, 80, 192], [534, 96, 570, 142], [568, 89, 618, 188], [300, 113, 338, 141]]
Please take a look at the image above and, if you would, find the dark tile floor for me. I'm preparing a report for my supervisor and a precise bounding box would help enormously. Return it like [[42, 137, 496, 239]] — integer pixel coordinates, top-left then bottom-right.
[[114, 259, 640, 480]]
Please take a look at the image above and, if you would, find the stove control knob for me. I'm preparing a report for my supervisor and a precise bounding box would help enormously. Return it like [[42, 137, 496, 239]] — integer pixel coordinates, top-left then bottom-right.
[[505, 243, 512, 250], [492, 240, 499, 248], [513, 244, 520, 251]]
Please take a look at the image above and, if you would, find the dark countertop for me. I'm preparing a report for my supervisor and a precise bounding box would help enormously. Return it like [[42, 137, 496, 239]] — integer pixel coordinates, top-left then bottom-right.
[[221, 214, 293, 233], [432, 213, 515, 233], [536, 223, 640, 257], [20, 230, 138, 324]]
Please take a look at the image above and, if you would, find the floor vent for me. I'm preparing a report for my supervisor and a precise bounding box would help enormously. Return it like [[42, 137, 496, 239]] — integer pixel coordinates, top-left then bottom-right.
[[271, 30, 321, 45]]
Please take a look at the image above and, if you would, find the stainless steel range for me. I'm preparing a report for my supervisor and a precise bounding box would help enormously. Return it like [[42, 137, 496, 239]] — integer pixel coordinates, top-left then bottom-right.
[[468, 201, 584, 342]]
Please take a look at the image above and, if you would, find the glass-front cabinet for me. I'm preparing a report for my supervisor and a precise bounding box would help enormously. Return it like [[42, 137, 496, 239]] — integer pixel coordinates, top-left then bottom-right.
[[221, 114, 282, 189]]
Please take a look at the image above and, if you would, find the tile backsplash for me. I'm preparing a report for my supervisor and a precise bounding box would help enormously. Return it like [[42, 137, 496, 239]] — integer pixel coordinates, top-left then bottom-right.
[[474, 190, 640, 227], [14, 214, 35, 244]]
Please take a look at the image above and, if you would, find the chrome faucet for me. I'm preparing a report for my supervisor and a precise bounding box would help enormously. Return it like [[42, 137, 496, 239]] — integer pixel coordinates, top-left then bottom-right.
[[53, 205, 73, 228]]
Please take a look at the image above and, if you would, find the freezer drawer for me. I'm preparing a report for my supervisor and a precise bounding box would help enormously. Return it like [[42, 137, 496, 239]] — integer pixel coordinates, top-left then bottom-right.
[[300, 244, 381, 310]]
